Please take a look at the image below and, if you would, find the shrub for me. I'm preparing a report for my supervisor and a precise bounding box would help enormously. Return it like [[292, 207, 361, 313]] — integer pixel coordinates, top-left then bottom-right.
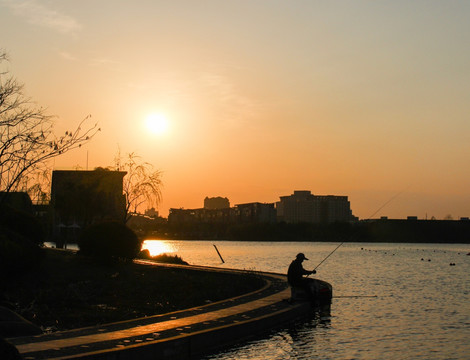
[[153, 253, 188, 265], [137, 250, 189, 265], [0, 205, 44, 245], [0, 228, 43, 278], [0, 205, 44, 279], [78, 221, 141, 262]]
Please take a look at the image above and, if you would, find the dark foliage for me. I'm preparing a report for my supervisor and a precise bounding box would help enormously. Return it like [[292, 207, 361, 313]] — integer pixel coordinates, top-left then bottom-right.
[[0, 205, 44, 245], [0, 205, 44, 279], [78, 221, 141, 261], [162, 221, 359, 242], [0, 337, 22, 360], [156, 219, 470, 243], [0, 229, 43, 279], [362, 219, 470, 243], [137, 249, 189, 265], [2, 249, 264, 331]]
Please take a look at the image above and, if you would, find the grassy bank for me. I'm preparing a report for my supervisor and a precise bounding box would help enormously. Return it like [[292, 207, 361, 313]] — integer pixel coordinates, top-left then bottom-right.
[[2, 248, 265, 332]]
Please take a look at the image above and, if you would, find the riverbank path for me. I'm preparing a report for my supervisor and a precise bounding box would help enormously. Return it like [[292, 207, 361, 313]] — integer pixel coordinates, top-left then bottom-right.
[[8, 262, 316, 360]]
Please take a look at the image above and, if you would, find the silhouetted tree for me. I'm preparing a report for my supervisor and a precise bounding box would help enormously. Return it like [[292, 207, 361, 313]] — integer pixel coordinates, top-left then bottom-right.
[[114, 151, 163, 222], [24, 168, 52, 204], [0, 51, 99, 203], [78, 221, 141, 262]]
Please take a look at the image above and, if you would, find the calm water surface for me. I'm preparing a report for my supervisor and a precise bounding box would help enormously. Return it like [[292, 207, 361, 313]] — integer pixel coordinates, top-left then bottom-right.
[[143, 240, 470, 360]]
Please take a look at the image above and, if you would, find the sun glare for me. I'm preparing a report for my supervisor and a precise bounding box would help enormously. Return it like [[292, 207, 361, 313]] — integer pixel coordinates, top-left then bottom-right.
[[141, 240, 175, 257], [145, 113, 169, 135]]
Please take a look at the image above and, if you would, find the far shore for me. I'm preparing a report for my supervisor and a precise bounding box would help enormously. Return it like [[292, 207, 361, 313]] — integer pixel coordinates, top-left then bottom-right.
[[137, 219, 470, 243]]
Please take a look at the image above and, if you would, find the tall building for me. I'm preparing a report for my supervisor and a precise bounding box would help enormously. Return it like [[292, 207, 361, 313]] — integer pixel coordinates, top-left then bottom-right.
[[168, 207, 232, 224], [276, 190, 354, 224], [51, 169, 127, 246], [204, 196, 230, 209], [234, 202, 276, 223]]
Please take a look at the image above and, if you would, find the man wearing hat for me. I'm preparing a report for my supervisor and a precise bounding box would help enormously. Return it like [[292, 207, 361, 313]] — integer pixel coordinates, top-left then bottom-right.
[[287, 253, 316, 296]]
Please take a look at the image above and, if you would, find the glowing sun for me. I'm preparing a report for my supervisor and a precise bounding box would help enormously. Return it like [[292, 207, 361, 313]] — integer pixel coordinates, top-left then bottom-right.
[[141, 240, 176, 256], [145, 113, 169, 135]]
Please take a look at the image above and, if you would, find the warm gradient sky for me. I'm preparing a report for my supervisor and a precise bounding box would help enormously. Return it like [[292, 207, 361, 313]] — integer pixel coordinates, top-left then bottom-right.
[[1, 1, 469, 219]]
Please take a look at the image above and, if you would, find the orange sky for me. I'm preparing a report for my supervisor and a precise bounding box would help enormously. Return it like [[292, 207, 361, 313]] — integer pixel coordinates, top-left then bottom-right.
[[1, 1, 469, 219]]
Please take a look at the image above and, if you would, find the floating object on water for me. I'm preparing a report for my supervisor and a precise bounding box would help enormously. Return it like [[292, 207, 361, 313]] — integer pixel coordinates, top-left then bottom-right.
[[450, 263, 456, 266]]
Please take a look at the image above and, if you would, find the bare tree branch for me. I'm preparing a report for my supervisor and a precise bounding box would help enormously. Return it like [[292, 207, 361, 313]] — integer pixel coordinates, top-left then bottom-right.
[[114, 152, 163, 222], [0, 50, 100, 200]]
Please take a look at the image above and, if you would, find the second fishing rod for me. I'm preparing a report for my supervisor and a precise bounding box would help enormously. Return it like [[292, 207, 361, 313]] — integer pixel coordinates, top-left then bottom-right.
[[312, 189, 406, 271]]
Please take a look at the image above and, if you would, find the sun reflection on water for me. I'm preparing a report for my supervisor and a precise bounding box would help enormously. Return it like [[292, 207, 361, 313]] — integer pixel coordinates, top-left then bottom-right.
[[141, 240, 176, 257]]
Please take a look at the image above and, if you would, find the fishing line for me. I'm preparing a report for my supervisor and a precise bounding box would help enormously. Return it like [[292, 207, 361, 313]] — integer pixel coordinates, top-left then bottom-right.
[[366, 189, 407, 220], [313, 188, 408, 270], [333, 295, 378, 298]]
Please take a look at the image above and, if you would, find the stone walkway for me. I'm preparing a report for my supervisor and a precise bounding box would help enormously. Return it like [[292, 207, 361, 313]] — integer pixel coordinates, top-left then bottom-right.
[[8, 264, 313, 360]]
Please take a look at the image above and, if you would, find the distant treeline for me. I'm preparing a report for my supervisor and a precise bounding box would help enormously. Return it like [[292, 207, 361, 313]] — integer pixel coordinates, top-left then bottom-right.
[[145, 219, 470, 244]]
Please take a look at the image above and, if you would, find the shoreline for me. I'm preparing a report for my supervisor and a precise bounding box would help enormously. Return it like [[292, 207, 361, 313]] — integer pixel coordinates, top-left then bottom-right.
[[137, 219, 470, 243], [2, 248, 265, 334], [8, 268, 318, 360]]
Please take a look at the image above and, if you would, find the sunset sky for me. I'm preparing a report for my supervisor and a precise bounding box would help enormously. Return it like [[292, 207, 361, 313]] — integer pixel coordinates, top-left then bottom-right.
[[1, 1, 469, 219]]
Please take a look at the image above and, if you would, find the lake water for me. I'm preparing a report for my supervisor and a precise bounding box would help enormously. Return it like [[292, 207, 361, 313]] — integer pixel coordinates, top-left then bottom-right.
[[142, 240, 470, 360]]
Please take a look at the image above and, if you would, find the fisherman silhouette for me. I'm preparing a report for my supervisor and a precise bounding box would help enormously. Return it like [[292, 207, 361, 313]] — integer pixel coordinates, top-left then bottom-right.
[[287, 253, 316, 297]]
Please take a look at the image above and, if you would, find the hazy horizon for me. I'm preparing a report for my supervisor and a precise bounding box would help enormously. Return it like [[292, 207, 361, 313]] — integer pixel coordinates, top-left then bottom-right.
[[1, 1, 469, 219]]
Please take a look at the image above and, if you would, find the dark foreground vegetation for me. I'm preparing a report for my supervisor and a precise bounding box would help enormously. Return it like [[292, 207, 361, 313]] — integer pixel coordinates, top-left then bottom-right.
[[141, 219, 470, 243], [0, 207, 263, 335], [1, 248, 264, 332]]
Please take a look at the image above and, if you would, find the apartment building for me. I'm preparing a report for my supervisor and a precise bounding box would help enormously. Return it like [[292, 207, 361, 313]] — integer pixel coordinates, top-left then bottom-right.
[[276, 190, 354, 224]]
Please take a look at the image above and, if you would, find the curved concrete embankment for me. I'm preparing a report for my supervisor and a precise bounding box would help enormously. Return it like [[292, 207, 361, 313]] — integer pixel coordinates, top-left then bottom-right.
[[8, 264, 314, 360]]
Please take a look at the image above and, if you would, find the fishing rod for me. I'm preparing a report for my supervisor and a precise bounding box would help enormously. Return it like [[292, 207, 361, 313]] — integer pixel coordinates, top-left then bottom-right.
[[313, 241, 344, 271], [313, 189, 407, 271]]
